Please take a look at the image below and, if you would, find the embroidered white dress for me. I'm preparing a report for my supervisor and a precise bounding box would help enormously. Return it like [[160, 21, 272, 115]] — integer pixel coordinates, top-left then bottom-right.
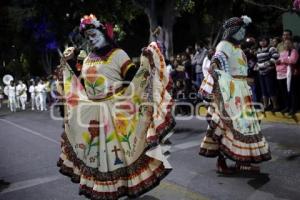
[[199, 41, 271, 163], [58, 43, 175, 199]]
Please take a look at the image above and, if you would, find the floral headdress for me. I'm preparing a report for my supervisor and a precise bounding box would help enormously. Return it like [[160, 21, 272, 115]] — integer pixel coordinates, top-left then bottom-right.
[[79, 14, 102, 32], [79, 14, 115, 40], [222, 15, 252, 39]]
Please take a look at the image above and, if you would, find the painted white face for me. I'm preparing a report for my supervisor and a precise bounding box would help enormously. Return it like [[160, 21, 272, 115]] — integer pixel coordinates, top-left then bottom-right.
[[85, 29, 108, 49], [232, 27, 246, 41]]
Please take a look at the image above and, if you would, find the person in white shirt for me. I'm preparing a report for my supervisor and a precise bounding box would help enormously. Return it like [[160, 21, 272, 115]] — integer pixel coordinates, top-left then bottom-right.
[[8, 81, 17, 112], [29, 80, 36, 110], [37, 80, 47, 111], [16, 80, 28, 110], [35, 82, 41, 111], [0, 85, 4, 109], [15, 86, 21, 109], [202, 48, 215, 79], [3, 85, 10, 108]]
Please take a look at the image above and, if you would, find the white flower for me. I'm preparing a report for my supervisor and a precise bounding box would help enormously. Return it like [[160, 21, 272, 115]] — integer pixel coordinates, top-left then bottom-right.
[[241, 15, 252, 25]]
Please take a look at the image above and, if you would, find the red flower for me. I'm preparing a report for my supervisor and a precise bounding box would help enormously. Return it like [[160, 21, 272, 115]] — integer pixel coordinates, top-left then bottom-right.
[[115, 101, 137, 115], [224, 103, 230, 110], [104, 23, 114, 40], [244, 96, 252, 104], [235, 96, 241, 107], [88, 120, 100, 139], [66, 93, 79, 107]]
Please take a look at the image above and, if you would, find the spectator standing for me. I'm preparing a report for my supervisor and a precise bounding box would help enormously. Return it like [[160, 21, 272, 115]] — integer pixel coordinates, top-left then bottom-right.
[[271, 37, 281, 49], [277, 30, 293, 53], [191, 42, 207, 88], [276, 39, 299, 115], [181, 53, 193, 87], [243, 37, 260, 103], [293, 0, 300, 11], [256, 36, 280, 111], [202, 48, 215, 78]]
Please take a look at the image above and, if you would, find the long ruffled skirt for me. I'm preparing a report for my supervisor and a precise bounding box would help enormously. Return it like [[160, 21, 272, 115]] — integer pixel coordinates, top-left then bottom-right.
[[199, 70, 271, 163]]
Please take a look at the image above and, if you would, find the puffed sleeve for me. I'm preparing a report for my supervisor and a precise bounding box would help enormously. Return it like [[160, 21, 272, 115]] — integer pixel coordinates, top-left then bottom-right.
[[115, 49, 135, 79], [215, 41, 233, 58]]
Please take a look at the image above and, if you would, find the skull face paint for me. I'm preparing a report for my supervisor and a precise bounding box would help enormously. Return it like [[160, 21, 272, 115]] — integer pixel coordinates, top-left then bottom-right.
[[85, 28, 108, 49], [232, 27, 246, 42]]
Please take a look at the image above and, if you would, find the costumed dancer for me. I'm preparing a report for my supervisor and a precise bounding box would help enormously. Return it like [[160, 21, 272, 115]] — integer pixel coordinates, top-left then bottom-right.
[[8, 81, 17, 112], [57, 14, 175, 199], [29, 80, 36, 110], [16, 80, 28, 110], [199, 16, 271, 174]]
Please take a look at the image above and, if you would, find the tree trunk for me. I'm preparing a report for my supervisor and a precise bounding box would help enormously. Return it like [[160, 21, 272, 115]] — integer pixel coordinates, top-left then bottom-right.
[[162, 0, 176, 59], [212, 25, 222, 48], [41, 51, 52, 75], [162, 24, 173, 59], [144, 0, 158, 42]]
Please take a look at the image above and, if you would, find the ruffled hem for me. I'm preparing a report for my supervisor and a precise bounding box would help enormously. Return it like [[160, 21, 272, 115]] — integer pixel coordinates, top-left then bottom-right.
[[199, 132, 272, 163], [58, 132, 171, 200], [219, 144, 272, 163], [199, 146, 272, 163]]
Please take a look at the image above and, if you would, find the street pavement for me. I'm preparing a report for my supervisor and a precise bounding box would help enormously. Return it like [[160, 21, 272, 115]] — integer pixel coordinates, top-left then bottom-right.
[[0, 106, 300, 200]]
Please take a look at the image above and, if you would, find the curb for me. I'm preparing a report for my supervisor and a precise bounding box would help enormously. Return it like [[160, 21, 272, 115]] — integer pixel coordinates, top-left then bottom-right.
[[198, 107, 300, 125]]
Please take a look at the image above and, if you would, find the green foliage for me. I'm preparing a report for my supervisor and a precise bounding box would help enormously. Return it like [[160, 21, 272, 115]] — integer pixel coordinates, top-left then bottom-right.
[[175, 0, 196, 13]]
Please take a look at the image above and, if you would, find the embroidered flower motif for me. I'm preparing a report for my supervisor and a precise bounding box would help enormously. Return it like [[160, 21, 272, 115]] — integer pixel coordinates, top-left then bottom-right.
[[235, 96, 241, 108], [114, 113, 129, 136], [115, 101, 137, 115], [82, 120, 100, 157], [66, 93, 79, 107], [86, 66, 98, 83], [79, 144, 85, 149], [224, 103, 230, 110], [244, 95, 252, 105], [88, 120, 100, 139]]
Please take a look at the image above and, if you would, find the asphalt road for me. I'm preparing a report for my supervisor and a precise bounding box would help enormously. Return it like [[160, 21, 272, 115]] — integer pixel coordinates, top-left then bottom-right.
[[0, 107, 300, 200]]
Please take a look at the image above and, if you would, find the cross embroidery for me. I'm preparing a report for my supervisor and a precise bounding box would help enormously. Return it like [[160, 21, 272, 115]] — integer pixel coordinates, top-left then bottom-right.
[[112, 145, 123, 165]]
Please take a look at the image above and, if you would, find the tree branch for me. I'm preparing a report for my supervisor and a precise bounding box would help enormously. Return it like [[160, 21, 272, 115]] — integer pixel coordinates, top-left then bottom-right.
[[131, 0, 150, 10], [244, 0, 289, 12]]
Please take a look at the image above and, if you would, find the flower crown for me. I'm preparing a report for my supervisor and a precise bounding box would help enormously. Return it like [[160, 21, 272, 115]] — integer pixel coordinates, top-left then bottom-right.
[[79, 14, 102, 32]]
